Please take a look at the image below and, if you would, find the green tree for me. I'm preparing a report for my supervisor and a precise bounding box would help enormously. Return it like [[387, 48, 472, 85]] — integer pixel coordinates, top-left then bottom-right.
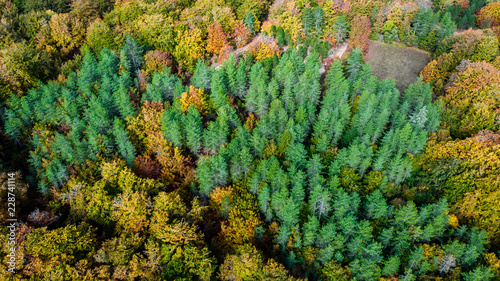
[[184, 105, 204, 155], [112, 118, 136, 167], [439, 12, 456, 39], [244, 12, 255, 34]]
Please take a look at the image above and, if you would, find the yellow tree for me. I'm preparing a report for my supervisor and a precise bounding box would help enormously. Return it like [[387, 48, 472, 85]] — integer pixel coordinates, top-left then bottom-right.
[[443, 61, 500, 138], [173, 28, 206, 73]]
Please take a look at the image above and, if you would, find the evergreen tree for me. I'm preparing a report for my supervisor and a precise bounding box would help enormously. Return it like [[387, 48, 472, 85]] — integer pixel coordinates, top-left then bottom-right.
[[332, 16, 350, 43], [365, 189, 389, 220], [244, 12, 255, 34], [235, 62, 248, 98], [258, 183, 272, 221], [303, 216, 320, 247], [191, 60, 212, 90], [303, 7, 314, 35], [346, 48, 364, 82], [184, 105, 204, 155], [197, 154, 228, 197], [310, 184, 331, 221], [112, 118, 136, 167], [162, 108, 185, 148], [277, 26, 286, 47], [211, 68, 229, 108], [120, 35, 144, 75], [223, 54, 238, 95], [113, 75, 135, 118], [245, 62, 268, 115], [142, 68, 179, 103], [313, 6, 325, 36], [439, 12, 456, 39]]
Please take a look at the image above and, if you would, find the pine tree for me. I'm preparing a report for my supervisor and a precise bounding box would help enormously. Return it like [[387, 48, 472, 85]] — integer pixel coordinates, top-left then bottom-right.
[[303, 7, 314, 35], [346, 48, 364, 81], [332, 16, 350, 43], [307, 154, 324, 190], [316, 221, 336, 248], [224, 54, 238, 95], [184, 105, 204, 155], [78, 52, 99, 96], [112, 118, 136, 167], [277, 26, 286, 47], [258, 183, 272, 219], [382, 255, 401, 277], [303, 216, 320, 247], [191, 60, 212, 90], [197, 154, 228, 197], [162, 108, 185, 147], [120, 35, 144, 75], [439, 12, 456, 39], [310, 184, 331, 221], [211, 68, 229, 108], [86, 95, 112, 135], [113, 75, 135, 118], [244, 12, 255, 34], [235, 62, 248, 98], [365, 189, 388, 220], [313, 6, 325, 36]]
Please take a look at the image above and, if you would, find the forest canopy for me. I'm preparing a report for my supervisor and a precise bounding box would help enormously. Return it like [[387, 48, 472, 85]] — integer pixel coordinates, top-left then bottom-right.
[[1, 0, 500, 280]]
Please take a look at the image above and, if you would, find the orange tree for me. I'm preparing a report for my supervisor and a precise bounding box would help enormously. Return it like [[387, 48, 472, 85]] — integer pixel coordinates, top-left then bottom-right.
[[477, 2, 500, 27]]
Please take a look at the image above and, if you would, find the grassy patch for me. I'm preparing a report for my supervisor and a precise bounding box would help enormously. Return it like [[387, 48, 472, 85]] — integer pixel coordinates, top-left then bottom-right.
[[365, 40, 430, 92]]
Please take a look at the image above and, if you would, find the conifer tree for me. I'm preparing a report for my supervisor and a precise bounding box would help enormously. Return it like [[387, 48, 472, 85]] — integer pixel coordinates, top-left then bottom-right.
[[439, 12, 456, 39], [113, 75, 135, 118], [332, 16, 350, 43], [365, 189, 389, 220], [303, 7, 314, 35], [162, 108, 185, 148], [223, 54, 238, 95], [244, 12, 255, 34], [277, 26, 286, 47], [112, 118, 136, 167], [313, 6, 324, 36], [303, 216, 320, 247], [141, 68, 179, 103], [310, 184, 331, 221], [197, 154, 228, 197], [191, 60, 212, 90], [184, 105, 204, 155], [234, 62, 248, 99], [346, 48, 364, 82], [120, 35, 144, 75]]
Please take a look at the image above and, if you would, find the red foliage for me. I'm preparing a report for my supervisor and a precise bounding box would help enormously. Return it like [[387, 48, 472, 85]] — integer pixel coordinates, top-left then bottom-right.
[[348, 15, 372, 53], [143, 50, 173, 77], [207, 22, 230, 55], [132, 155, 161, 179], [232, 20, 252, 48]]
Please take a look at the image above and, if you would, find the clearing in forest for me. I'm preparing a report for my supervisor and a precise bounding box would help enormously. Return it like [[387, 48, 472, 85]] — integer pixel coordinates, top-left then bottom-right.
[[365, 40, 430, 91]]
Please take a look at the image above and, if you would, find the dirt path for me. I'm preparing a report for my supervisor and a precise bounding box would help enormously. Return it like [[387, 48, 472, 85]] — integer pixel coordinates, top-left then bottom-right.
[[319, 42, 349, 74], [333, 43, 349, 59], [212, 32, 267, 68]]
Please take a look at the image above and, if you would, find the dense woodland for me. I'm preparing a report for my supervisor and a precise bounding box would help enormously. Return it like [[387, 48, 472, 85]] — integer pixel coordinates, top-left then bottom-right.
[[1, 0, 500, 280]]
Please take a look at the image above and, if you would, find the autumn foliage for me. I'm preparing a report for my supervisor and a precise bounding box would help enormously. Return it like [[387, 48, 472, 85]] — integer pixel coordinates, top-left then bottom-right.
[[249, 41, 282, 61], [477, 2, 500, 27], [179, 86, 212, 115], [207, 22, 230, 55], [348, 15, 372, 53], [443, 61, 500, 138], [418, 131, 500, 244], [232, 20, 252, 48], [142, 50, 173, 78]]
